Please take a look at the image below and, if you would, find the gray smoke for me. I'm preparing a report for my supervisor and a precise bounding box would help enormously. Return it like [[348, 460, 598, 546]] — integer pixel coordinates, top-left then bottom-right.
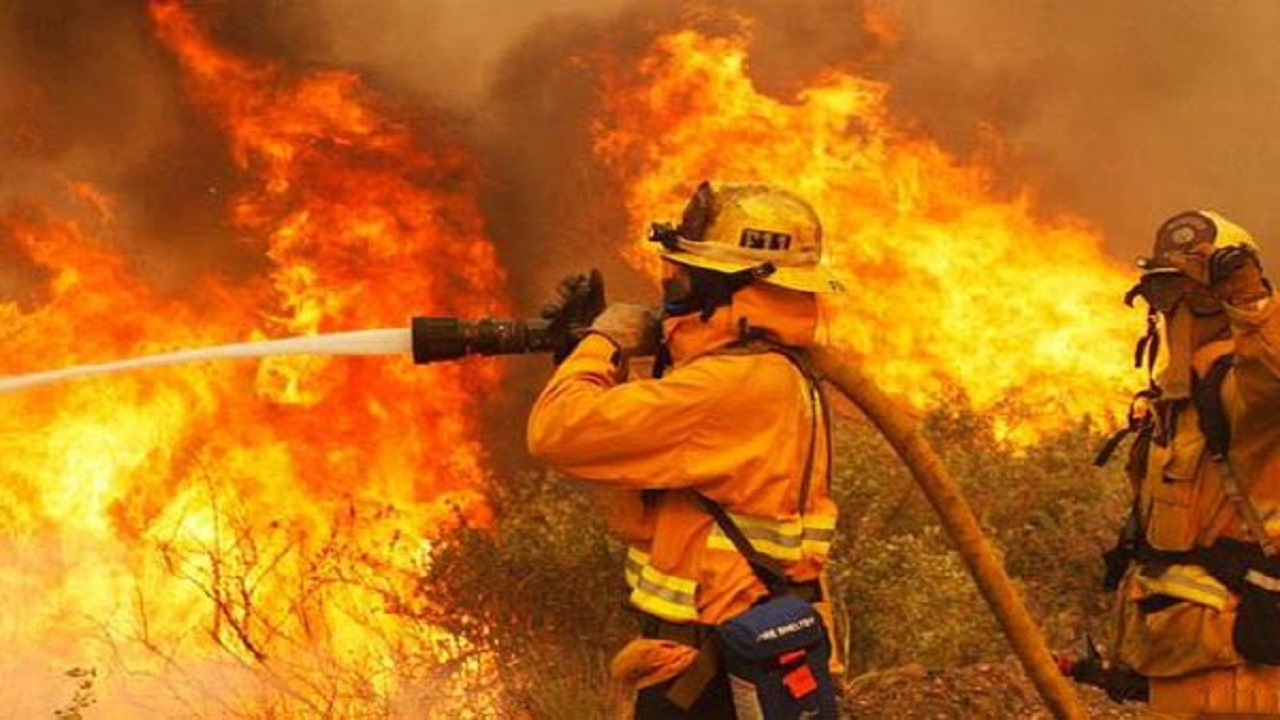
[[307, 0, 887, 308], [316, 0, 632, 110], [882, 0, 1280, 270], [306, 0, 1280, 272]]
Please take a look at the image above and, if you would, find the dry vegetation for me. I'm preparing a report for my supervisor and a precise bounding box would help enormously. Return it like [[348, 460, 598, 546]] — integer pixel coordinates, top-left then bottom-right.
[[78, 393, 1146, 717], [418, 395, 1151, 718]]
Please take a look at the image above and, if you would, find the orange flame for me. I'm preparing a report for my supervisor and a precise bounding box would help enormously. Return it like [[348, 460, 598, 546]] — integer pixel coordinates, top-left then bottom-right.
[[0, 1, 506, 713], [595, 29, 1142, 441]]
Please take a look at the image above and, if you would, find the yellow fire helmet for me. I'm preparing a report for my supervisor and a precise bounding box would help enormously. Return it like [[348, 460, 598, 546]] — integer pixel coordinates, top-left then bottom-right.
[[649, 181, 846, 293], [1139, 209, 1260, 277]]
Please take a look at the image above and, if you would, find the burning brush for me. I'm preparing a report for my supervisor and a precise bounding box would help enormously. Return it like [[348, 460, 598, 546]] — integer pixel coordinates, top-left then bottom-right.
[[0, 267, 1087, 719]]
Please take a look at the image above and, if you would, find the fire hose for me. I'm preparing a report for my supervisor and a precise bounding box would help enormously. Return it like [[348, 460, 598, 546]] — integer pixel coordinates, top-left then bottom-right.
[[808, 345, 1086, 719], [0, 272, 1085, 718]]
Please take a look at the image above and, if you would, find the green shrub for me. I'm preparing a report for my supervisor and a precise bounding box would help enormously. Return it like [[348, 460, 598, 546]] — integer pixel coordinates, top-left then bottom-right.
[[826, 395, 1130, 675], [416, 469, 630, 718]]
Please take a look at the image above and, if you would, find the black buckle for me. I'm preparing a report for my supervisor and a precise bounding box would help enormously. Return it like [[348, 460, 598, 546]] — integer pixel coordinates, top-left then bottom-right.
[[648, 181, 717, 251], [649, 222, 682, 250], [640, 615, 711, 648]]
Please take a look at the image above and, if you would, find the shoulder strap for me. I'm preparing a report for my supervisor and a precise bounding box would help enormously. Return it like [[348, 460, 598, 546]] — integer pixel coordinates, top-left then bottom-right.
[[1194, 354, 1234, 458], [693, 492, 791, 596], [1192, 353, 1278, 557], [698, 333, 833, 594], [764, 344, 828, 515], [713, 334, 830, 515]]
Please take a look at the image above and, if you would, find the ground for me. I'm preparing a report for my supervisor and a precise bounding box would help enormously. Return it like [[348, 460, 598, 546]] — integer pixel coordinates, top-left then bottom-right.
[[840, 658, 1146, 718]]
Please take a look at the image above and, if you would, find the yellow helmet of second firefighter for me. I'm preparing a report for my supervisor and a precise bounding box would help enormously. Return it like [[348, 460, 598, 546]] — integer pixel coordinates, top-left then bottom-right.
[[1139, 209, 1261, 281], [650, 181, 845, 293]]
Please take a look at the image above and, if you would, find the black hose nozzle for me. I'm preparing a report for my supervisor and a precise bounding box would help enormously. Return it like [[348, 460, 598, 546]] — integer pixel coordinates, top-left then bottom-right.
[[411, 317, 556, 364], [412, 269, 605, 365]]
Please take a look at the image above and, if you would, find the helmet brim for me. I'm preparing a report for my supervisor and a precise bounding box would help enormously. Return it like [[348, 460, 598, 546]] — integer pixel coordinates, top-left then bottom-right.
[[659, 248, 845, 293], [1135, 258, 1185, 275]]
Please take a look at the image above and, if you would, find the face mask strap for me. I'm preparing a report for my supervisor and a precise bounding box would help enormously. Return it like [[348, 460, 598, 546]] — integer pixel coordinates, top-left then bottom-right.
[[1133, 307, 1161, 384], [1188, 294, 1227, 317]]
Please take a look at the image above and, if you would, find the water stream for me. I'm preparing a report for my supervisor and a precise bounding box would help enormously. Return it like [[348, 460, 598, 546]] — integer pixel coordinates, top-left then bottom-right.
[[0, 328, 413, 394]]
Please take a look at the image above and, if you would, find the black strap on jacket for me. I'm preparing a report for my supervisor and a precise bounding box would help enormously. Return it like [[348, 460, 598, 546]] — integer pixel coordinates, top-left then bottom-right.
[[1098, 353, 1243, 588], [1192, 352, 1277, 556], [717, 326, 831, 515], [693, 493, 792, 597], [1194, 353, 1235, 459], [763, 343, 828, 515], [1094, 388, 1160, 467], [687, 329, 829, 599], [658, 489, 812, 711], [1134, 536, 1280, 595]]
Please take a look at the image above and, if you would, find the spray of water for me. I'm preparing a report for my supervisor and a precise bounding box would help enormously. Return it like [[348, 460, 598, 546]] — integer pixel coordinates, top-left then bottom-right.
[[0, 328, 412, 394]]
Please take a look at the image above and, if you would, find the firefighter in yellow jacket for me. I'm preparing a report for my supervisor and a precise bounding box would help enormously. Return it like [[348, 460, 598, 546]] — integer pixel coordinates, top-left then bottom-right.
[[527, 182, 844, 717], [1102, 210, 1280, 715]]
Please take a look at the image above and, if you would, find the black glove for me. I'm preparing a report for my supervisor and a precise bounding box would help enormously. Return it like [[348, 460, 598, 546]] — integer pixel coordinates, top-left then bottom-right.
[[1235, 578, 1280, 664], [1057, 635, 1149, 704], [541, 269, 606, 364], [1197, 537, 1280, 593]]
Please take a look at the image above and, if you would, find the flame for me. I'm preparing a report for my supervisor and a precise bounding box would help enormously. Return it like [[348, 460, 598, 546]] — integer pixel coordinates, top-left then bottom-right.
[[0, 0, 506, 714], [595, 29, 1142, 441]]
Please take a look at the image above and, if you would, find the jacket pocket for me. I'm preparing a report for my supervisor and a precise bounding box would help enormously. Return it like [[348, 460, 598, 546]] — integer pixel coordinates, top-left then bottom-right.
[[1143, 437, 1203, 552]]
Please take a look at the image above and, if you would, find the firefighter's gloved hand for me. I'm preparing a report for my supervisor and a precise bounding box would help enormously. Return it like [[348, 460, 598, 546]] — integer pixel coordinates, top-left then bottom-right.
[[543, 270, 607, 331], [1210, 245, 1270, 308], [1161, 241, 1215, 285], [589, 303, 660, 358], [543, 270, 607, 365]]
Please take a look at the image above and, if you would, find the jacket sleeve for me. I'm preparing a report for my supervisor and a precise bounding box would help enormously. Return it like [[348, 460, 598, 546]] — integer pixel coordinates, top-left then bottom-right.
[[1227, 297, 1280, 404], [526, 334, 732, 487]]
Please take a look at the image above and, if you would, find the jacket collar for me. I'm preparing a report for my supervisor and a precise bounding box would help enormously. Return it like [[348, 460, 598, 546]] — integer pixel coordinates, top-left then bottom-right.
[[661, 284, 819, 368]]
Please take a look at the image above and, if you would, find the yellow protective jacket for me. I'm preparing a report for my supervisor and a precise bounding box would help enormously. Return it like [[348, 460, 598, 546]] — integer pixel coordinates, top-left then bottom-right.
[[527, 284, 838, 689], [1113, 298, 1280, 713]]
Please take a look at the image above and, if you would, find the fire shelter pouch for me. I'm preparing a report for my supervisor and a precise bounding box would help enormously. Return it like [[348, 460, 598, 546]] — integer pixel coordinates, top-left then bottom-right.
[[716, 594, 837, 719]]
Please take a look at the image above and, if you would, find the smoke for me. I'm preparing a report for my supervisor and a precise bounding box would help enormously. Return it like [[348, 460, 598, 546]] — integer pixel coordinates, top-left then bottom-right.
[[5, 1, 1280, 291], [301, 0, 1280, 280], [0, 0, 259, 291], [881, 0, 1280, 270], [311, 0, 1280, 274], [301, 1, 886, 313], [315, 0, 631, 109], [0, 1, 169, 181]]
